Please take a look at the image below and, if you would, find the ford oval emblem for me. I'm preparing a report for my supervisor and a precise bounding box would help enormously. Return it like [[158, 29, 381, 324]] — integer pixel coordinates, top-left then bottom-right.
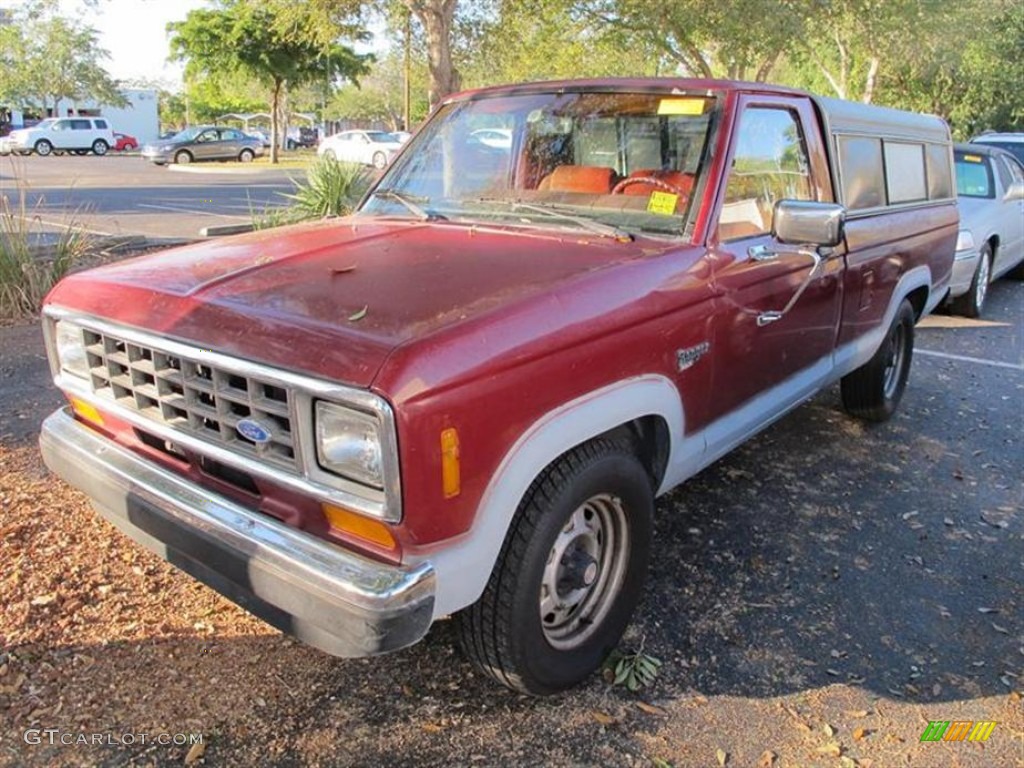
[[236, 418, 273, 444]]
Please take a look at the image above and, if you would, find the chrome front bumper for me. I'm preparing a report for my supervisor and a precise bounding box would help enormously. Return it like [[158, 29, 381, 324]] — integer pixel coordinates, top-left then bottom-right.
[[39, 408, 435, 657]]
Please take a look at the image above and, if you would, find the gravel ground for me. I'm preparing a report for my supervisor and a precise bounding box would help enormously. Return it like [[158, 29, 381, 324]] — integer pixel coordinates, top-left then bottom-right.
[[0, 274, 1021, 768]]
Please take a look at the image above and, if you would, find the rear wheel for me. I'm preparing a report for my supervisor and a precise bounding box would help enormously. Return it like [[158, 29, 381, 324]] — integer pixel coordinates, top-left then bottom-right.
[[841, 298, 915, 422], [91, 139, 108, 156], [174, 150, 193, 165], [455, 438, 653, 695], [322, 149, 336, 161], [951, 244, 991, 318], [34, 139, 52, 156], [372, 151, 387, 170], [238, 148, 254, 163]]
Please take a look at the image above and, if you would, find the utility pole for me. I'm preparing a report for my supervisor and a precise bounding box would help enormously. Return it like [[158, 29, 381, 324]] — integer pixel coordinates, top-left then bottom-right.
[[403, 8, 411, 131]]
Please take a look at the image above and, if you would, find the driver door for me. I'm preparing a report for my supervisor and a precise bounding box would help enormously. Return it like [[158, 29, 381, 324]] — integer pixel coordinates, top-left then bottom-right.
[[706, 97, 844, 425], [194, 129, 221, 159]]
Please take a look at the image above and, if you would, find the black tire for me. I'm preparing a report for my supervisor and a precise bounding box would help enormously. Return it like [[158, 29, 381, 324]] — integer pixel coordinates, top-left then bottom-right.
[[174, 150, 193, 165], [92, 139, 108, 156], [372, 151, 387, 170], [841, 298, 915, 422], [238, 148, 255, 163], [34, 139, 52, 156], [455, 438, 653, 695], [287, 139, 297, 150], [950, 244, 992, 318]]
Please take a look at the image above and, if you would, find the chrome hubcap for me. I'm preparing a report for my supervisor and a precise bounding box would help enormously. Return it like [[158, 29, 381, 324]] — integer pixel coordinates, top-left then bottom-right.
[[975, 254, 989, 311], [882, 323, 906, 399], [539, 493, 629, 649]]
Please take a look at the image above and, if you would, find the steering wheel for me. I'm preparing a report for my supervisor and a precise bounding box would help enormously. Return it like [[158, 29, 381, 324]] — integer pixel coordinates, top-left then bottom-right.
[[611, 176, 687, 196]]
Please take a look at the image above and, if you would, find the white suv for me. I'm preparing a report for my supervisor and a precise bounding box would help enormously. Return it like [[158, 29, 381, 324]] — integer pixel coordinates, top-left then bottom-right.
[[970, 132, 1024, 166], [7, 117, 116, 156]]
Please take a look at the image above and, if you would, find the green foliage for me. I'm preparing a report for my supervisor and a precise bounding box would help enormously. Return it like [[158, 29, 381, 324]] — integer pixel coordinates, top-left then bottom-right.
[[604, 648, 662, 691], [0, 191, 90, 319], [285, 157, 372, 218], [0, 3, 125, 114], [327, 51, 430, 129]]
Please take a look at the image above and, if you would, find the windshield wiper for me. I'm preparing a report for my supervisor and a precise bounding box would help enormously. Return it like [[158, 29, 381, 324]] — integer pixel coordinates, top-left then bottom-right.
[[478, 199, 633, 242], [372, 189, 446, 221]]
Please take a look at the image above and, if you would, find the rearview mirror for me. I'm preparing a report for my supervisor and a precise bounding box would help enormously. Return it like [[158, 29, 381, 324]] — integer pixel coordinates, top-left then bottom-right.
[[773, 200, 846, 247], [1005, 180, 1024, 202]]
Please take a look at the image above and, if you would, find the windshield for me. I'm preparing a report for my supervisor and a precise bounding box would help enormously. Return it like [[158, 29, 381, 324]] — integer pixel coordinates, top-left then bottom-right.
[[955, 151, 994, 198], [359, 91, 717, 238], [34, 119, 56, 130]]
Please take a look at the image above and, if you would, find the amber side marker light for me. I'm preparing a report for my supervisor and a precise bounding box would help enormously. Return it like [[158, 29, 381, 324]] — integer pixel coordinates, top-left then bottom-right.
[[321, 503, 396, 550], [440, 427, 460, 499], [69, 396, 104, 427]]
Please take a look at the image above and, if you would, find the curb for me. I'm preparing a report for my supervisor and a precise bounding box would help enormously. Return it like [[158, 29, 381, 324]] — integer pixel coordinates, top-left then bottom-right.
[[167, 163, 296, 175]]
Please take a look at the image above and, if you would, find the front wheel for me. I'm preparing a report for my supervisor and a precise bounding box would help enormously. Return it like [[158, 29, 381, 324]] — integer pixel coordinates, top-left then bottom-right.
[[174, 150, 192, 165], [951, 244, 991, 318], [238, 148, 254, 163], [372, 151, 387, 170], [34, 140, 53, 156], [841, 298, 915, 422], [455, 439, 653, 695], [92, 139, 108, 156]]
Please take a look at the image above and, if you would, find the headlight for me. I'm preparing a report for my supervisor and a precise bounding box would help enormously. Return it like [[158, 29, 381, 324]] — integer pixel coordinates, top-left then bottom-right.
[[54, 320, 89, 379], [956, 229, 976, 252], [315, 401, 384, 489]]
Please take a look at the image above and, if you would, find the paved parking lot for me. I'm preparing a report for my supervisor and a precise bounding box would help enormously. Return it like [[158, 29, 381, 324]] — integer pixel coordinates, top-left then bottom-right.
[[0, 153, 301, 241]]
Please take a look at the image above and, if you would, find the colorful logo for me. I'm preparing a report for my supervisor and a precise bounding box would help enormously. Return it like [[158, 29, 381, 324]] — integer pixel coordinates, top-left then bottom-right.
[[920, 721, 997, 742]]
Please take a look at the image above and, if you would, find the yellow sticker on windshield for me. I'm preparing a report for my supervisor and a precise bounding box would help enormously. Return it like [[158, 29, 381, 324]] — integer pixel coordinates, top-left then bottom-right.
[[647, 191, 679, 215], [963, 154, 983, 162], [657, 98, 707, 116]]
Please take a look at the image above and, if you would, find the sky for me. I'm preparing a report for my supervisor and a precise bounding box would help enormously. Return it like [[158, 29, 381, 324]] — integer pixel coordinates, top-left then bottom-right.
[[1, 0, 212, 89]]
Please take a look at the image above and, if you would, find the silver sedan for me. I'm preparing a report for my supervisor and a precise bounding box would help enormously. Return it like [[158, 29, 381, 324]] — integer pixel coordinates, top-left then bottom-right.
[[142, 126, 264, 166]]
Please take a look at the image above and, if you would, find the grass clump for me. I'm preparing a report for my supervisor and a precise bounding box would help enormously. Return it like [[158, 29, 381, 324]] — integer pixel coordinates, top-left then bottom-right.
[[285, 156, 371, 219], [0, 193, 90, 320]]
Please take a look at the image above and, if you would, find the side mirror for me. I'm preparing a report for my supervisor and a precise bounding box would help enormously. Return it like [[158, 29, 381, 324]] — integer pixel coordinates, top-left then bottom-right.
[[773, 200, 846, 248], [1004, 180, 1024, 202]]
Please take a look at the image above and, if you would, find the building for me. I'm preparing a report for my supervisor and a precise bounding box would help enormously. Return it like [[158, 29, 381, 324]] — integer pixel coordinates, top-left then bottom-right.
[[5, 89, 160, 143]]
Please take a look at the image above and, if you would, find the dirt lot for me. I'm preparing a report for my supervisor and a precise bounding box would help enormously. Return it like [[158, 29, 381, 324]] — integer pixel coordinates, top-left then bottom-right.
[[0, 272, 1021, 767]]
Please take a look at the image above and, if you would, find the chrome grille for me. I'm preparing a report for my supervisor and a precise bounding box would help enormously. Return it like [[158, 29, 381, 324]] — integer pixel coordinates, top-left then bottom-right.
[[81, 329, 297, 471]]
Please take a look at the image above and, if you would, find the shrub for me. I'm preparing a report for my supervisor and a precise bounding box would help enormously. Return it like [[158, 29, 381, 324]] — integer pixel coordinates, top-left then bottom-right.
[[285, 156, 371, 219]]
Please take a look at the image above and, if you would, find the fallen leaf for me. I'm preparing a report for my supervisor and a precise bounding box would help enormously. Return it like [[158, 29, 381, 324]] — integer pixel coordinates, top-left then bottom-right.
[[840, 758, 857, 768], [817, 742, 842, 757], [992, 623, 1009, 634], [349, 306, 368, 321], [30, 593, 57, 607], [853, 727, 869, 741], [421, 723, 444, 733], [184, 740, 206, 766], [757, 750, 776, 767], [943, 517, 955, 526], [823, 723, 835, 738], [845, 710, 869, 718], [1009, 690, 1021, 703], [330, 265, 357, 275], [592, 711, 617, 726], [636, 701, 667, 716], [716, 748, 728, 766], [978, 607, 998, 614]]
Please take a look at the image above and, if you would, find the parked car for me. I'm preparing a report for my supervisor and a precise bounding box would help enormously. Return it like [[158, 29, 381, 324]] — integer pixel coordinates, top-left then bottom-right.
[[113, 132, 138, 152], [969, 132, 1024, 166], [947, 143, 1024, 316], [246, 129, 271, 147], [391, 131, 412, 144], [318, 129, 404, 168], [470, 127, 512, 149], [141, 126, 264, 165], [0, 135, 12, 156], [40, 79, 956, 696], [6, 117, 115, 156]]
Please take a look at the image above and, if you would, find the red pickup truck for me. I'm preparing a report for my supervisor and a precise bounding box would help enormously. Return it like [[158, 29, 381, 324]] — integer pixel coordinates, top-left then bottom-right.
[[39, 79, 956, 695]]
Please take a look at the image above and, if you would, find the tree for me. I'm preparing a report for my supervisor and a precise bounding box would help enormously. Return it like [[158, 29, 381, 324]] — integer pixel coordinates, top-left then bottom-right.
[[169, 1, 370, 162], [327, 50, 430, 130], [0, 3, 126, 116]]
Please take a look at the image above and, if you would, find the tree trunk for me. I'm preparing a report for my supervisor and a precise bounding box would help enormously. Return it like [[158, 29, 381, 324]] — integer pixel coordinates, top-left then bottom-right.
[[270, 78, 281, 164], [279, 85, 290, 153], [862, 57, 880, 103], [406, 0, 460, 108]]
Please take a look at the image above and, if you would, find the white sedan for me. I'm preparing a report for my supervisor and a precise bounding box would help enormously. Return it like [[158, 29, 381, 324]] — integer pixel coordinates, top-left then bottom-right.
[[318, 130, 404, 169]]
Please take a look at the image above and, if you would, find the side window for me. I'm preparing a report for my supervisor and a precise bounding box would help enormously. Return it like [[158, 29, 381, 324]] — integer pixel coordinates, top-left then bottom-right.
[[993, 155, 1014, 190], [52, 120, 71, 132], [838, 136, 885, 209], [925, 143, 953, 200], [1004, 157, 1024, 185], [94, 119, 108, 130], [883, 141, 927, 203], [720, 107, 812, 240], [70, 119, 91, 130]]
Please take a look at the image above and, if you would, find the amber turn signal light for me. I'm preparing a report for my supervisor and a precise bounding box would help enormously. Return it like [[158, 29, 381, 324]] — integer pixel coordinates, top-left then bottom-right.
[[321, 503, 396, 550], [70, 396, 104, 427], [440, 427, 460, 498]]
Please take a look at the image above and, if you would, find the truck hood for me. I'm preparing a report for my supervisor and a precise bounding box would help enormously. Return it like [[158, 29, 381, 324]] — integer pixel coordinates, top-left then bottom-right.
[[47, 217, 665, 388]]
